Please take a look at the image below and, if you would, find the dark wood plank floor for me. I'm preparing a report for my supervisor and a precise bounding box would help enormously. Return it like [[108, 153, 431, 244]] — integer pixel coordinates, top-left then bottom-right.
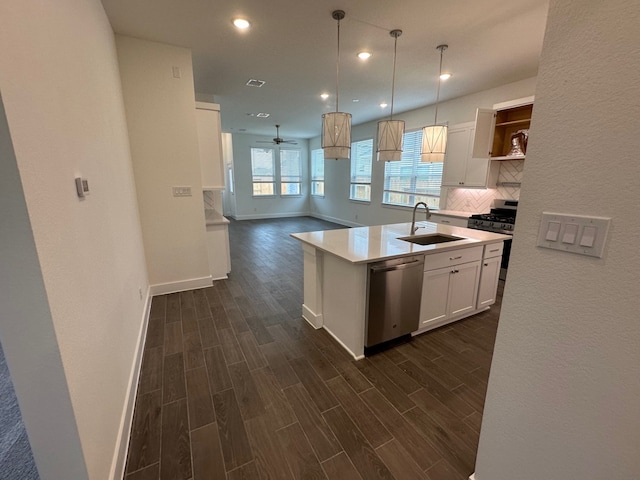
[[124, 216, 503, 480]]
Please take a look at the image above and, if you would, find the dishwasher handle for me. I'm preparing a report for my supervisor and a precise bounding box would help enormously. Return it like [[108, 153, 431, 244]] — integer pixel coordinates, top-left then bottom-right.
[[370, 259, 422, 273]]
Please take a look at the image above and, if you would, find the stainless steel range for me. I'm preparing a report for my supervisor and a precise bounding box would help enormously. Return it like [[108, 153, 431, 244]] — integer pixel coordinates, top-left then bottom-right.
[[467, 199, 517, 279]]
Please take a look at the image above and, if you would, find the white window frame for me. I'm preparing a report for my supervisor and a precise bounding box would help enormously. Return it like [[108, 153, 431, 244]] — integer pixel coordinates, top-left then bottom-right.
[[279, 149, 302, 196], [250, 147, 276, 196], [382, 129, 443, 209], [349, 138, 373, 202], [310, 148, 325, 197]]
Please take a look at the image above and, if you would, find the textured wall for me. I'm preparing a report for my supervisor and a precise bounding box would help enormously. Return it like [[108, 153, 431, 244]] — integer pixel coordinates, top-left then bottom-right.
[[0, 0, 149, 478], [475, 1, 640, 479]]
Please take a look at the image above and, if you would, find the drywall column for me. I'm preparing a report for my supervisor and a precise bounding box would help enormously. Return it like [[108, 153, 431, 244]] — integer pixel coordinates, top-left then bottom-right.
[[474, 1, 640, 479], [117, 35, 211, 294]]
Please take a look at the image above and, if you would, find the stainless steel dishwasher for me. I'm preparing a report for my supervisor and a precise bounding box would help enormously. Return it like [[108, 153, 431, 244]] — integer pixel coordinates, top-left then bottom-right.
[[366, 255, 424, 348]]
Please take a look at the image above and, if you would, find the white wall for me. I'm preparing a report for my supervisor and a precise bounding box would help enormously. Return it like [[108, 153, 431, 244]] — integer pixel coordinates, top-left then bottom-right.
[[474, 1, 640, 479], [231, 133, 310, 219], [309, 77, 537, 226], [117, 35, 211, 293], [0, 1, 149, 478]]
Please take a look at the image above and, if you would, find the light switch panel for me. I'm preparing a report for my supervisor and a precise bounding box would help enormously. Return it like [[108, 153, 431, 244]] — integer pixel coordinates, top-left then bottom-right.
[[172, 186, 192, 197], [537, 212, 611, 258], [545, 221, 561, 241]]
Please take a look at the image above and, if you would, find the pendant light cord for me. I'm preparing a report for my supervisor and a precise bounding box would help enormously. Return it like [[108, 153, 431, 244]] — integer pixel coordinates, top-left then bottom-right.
[[390, 33, 398, 120], [335, 17, 341, 113], [434, 44, 447, 125]]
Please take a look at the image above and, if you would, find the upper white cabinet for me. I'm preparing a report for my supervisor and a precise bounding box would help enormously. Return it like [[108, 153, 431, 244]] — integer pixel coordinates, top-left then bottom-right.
[[195, 102, 225, 189], [441, 121, 498, 188], [472, 96, 535, 161]]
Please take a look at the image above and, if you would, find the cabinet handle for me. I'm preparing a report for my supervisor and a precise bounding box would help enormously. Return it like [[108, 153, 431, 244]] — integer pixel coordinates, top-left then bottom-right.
[[489, 248, 500, 252], [484, 263, 489, 266], [441, 220, 450, 224], [449, 255, 463, 260], [451, 269, 459, 274]]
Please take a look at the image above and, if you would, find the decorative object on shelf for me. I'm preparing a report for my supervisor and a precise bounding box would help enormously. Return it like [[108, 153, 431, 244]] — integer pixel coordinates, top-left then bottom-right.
[[421, 44, 449, 162], [322, 10, 352, 160], [507, 129, 528, 157], [377, 29, 405, 162]]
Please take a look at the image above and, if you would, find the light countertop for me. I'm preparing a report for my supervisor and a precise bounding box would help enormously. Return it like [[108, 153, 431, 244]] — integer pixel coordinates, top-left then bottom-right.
[[205, 210, 230, 226], [432, 209, 483, 219], [291, 222, 510, 264]]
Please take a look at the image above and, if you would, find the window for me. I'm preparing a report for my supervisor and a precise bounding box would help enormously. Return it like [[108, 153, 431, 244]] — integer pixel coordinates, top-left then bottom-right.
[[383, 130, 443, 209], [251, 147, 275, 196], [350, 139, 373, 201], [310, 148, 325, 196], [280, 149, 302, 196]]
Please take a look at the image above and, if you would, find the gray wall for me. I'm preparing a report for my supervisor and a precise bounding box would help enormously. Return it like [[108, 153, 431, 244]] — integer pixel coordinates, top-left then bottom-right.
[[231, 133, 310, 219]]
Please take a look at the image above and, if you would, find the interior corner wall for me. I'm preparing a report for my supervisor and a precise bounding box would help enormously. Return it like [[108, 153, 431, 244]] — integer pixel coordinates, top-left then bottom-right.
[[116, 35, 210, 290], [0, 0, 150, 478], [308, 77, 537, 227], [474, 1, 640, 479], [230, 133, 310, 219]]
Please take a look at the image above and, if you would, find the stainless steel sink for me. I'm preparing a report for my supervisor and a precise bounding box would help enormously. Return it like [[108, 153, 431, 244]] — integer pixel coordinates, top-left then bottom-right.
[[398, 233, 464, 245]]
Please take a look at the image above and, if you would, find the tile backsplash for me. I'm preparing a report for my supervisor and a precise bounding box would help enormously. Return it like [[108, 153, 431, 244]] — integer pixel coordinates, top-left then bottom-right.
[[203, 190, 223, 212], [444, 159, 524, 213]]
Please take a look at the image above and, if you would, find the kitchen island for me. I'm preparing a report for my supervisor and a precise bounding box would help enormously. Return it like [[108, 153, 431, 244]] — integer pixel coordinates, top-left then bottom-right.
[[291, 221, 509, 359]]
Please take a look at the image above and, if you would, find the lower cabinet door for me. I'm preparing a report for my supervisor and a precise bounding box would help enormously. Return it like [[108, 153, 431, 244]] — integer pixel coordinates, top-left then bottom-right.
[[476, 256, 501, 308], [419, 267, 451, 326], [448, 261, 481, 318]]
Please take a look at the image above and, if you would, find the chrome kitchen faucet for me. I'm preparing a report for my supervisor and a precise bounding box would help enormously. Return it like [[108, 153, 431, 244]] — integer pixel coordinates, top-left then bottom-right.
[[410, 202, 431, 234]]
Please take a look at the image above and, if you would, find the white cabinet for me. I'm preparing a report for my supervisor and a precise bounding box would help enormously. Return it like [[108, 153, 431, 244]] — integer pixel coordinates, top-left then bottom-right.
[[206, 221, 231, 280], [196, 102, 225, 189], [429, 213, 469, 227], [419, 247, 482, 329], [441, 121, 498, 188], [472, 96, 534, 160], [476, 242, 504, 308]]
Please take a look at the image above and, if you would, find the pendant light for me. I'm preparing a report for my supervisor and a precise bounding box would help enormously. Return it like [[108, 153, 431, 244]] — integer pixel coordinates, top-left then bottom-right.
[[322, 10, 352, 160], [421, 44, 449, 162], [377, 29, 405, 162]]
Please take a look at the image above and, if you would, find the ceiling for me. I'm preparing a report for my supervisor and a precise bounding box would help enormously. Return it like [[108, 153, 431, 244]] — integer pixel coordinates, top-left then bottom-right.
[[101, 0, 549, 139]]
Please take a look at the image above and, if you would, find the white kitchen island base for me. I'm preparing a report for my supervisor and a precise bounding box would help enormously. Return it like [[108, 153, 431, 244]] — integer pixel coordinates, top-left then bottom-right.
[[293, 222, 509, 360]]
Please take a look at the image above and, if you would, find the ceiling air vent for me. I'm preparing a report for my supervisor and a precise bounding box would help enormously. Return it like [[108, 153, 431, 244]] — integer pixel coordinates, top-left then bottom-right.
[[246, 79, 266, 87]]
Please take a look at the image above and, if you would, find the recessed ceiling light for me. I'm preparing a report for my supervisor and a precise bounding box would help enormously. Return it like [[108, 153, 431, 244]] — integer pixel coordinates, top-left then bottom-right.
[[256, 113, 270, 118], [380, 103, 388, 108], [246, 79, 265, 87], [233, 18, 251, 29], [320, 93, 329, 100], [357, 52, 372, 60], [440, 73, 452, 80], [352, 99, 360, 103]]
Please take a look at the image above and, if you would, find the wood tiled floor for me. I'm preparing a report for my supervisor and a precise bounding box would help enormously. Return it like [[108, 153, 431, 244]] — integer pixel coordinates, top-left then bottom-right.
[[124, 217, 502, 480]]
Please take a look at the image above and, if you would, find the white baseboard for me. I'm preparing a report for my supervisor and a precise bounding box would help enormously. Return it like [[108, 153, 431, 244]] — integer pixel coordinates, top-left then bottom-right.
[[323, 326, 365, 361], [109, 287, 152, 480], [469, 474, 476, 480], [232, 211, 309, 221], [302, 304, 323, 329], [149, 276, 212, 296], [309, 212, 360, 228]]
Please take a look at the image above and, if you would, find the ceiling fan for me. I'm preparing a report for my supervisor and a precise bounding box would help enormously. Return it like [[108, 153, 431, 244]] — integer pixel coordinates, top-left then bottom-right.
[[257, 125, 298, 145]]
